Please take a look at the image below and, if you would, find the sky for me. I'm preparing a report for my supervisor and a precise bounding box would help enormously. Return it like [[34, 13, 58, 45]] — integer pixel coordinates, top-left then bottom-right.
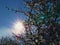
[[0, 0, 27, 37]]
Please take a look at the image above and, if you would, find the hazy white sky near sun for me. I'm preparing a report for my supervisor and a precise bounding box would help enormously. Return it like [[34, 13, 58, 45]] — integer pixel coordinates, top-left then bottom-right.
[[0, 27, 12, 38], [0, 19, 26, 38]]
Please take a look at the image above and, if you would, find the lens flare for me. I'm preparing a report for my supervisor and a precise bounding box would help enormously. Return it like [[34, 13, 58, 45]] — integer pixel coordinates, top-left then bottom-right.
[[12, 20, 25, 35]]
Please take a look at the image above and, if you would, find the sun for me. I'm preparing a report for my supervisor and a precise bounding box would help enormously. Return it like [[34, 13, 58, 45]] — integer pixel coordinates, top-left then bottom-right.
[[12, 20, 25, 35]]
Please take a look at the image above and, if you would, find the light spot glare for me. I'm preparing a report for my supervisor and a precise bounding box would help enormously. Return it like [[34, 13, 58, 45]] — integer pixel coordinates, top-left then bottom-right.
[[12, 20, 25, 35]]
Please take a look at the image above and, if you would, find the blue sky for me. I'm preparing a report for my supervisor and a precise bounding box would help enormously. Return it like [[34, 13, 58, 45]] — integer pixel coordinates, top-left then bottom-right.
[[0, 0, 27, 37]]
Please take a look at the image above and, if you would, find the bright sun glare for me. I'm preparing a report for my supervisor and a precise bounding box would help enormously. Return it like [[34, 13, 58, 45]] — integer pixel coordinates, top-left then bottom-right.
[[12, 20, 25, 35]]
